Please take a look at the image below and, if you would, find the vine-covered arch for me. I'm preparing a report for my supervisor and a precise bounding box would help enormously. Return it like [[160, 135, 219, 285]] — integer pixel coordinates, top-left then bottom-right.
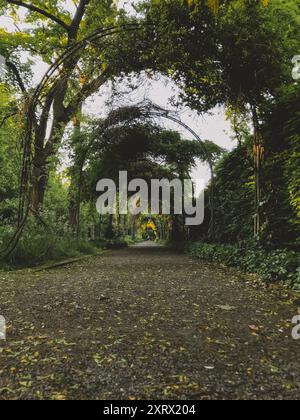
[[0, 23, 215, 259], [96, 103, 215, 238], [1, 23, 145, 259]]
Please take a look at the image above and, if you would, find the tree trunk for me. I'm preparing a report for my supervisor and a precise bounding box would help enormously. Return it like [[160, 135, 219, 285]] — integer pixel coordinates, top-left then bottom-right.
[[30, 148, 49, 213], [171, 215, 185, 243], [106, 214, 114, 239], [252, 106, 264, 239], [131, 216, 137, 241], [30, 110, 67, 212]]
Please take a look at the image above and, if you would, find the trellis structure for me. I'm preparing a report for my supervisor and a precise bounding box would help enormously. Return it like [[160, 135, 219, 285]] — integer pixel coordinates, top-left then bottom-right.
[[94, 102, 216, 238], [0, 23, 215, 259]]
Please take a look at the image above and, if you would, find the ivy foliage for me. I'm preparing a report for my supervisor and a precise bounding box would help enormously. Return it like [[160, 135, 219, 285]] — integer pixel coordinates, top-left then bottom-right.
[[188, 241, 299, 285]]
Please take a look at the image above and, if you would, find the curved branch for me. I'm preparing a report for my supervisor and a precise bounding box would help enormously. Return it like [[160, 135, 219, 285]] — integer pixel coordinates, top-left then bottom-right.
[[0, 111, 17, 128], [6, 0, 70, 32], [5, 59, 27, 93], [65, 67, 110, 118]]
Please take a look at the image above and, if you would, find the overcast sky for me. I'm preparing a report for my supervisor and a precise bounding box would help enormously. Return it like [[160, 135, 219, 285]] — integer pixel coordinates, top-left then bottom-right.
[[0, 0, 237, 184]]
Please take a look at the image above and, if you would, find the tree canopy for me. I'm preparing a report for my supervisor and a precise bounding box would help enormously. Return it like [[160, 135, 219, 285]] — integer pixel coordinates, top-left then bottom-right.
[[0, 0, 299, 267]]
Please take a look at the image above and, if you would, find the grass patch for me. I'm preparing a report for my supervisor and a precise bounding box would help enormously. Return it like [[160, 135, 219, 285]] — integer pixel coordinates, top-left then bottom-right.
[[1, 232, 98, 268]]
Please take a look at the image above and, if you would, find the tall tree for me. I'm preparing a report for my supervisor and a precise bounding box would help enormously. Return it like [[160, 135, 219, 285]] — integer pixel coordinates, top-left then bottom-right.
[[0, 0, 152, 212], [142, 0, 300, 237]]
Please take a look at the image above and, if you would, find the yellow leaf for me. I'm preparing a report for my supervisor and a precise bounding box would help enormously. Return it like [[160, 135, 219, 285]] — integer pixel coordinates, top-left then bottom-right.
[[206, 0, 219, 15], [261, 0, 269, 6], [52, 393, 67, 401]]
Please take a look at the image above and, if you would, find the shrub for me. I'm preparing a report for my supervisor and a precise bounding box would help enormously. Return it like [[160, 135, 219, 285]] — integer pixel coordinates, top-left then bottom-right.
[[4, 232, 98, 267], [188, 241, 300, 284]]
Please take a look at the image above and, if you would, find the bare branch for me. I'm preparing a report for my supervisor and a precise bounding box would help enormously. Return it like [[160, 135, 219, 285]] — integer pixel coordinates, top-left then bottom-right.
[[6, 0, 70, 32], [42, 68, 109, 157], [69, 0, 91, 40], [66, 67, 110, 117]]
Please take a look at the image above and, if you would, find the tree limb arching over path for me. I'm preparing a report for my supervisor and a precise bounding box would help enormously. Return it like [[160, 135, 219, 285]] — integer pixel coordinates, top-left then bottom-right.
[[0, 22, 149, 260], [0, 244, 299, 400]]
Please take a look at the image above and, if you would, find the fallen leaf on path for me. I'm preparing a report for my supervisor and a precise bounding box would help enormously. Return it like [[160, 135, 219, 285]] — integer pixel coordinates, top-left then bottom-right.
[[216, 305, 236, 311], [249, 325, 260, 332]]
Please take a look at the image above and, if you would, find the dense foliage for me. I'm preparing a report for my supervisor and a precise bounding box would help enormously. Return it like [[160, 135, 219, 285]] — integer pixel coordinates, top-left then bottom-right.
[[188, 241, 300, 286], [192, 84, 300, 251], [262, 85, 300, 248], [0, 0, 299, 281]]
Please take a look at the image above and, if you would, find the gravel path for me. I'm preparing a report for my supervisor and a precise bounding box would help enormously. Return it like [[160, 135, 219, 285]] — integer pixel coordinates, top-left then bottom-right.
[[0, 243, 300, 400]]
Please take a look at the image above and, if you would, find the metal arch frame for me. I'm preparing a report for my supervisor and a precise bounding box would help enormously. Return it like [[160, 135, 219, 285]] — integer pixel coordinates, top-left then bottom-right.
[[105, 104, 215, 238], [19, 23, 145, 223], [1, 23, 146, 258], [1, 22, 215, 259], [152, 112, 215, 240], [81, 104, 215, 239]]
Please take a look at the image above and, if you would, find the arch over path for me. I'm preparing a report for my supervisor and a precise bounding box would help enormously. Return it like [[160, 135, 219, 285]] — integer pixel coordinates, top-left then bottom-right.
[[94, 102, 215, 238], [138, 104, 215, 239], [0, 23, 214, 259], [1, 23, 144, 259]]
